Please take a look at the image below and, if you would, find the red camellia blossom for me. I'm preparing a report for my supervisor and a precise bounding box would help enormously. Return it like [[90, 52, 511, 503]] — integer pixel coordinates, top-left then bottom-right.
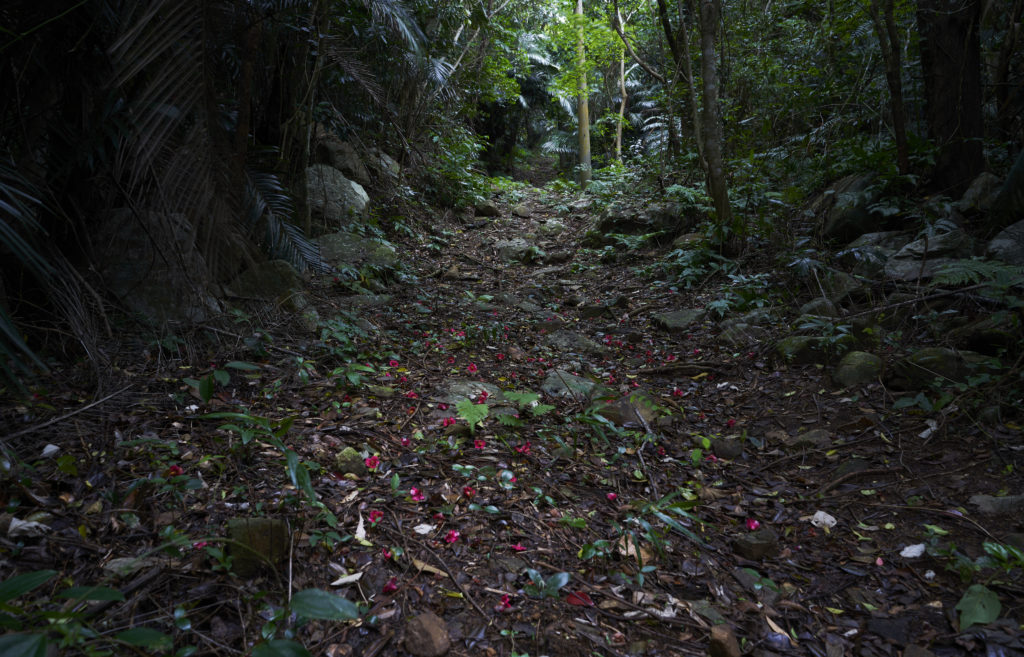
[[510, 543, 526, 552], [474, 439, 486, 449], [442, 417, 456, 427], [368, 510, 384, 524], [405, 391, 418, 399], [383, 577, 399, 594], [364, 455, 380, 471], [463, 486, 476, 498], [382, 548, 393, 559], [389, 359, 399, 367], [401, 437, 411, 446], [514, 442, 531, 455], [606, 492, 618, 502], [410, 487, 426, 502], [166, 465, 183, 477], [746, 518, 761, 531], [445, 530, 460, 543], [467, 363, 478, 373]]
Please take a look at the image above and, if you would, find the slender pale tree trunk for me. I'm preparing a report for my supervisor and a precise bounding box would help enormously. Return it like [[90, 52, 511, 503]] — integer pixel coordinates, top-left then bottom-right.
[[867, 0, 909, 175], [616, 53, 626, 162], [680, 0, 703, 162], [698, 0, 734, 244], [576, 0, 592, 188]]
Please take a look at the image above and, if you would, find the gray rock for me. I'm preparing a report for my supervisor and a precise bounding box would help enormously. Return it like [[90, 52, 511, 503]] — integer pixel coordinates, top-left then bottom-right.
[[494, 238, 545, 263], [889, 347, 972, 389], [369, 148, 401, 177], [315, 137, 370, 186], [404, 611, 450, 657], [541, 370, 598, 400], [543, 330, 610, 357], [956, 172, 1001, 213], [833, 351, 882, 387], [653, 309, 706, 332], [847, 231, 914, 251], [436, 380, 505, 405], [228, 518, 290, 577], [884, 229, 975, 281], [512, 203, 533, 218], [474, 200, 500, 217], [317, 232, 399, 279], [969, 494, 1024, 516], [306, 164, 369, 223], [537, 219, 565, 236], [823, 270, 862, 302], [987, 219, 1024, 266], [784, 428, 831, 449], [732, 528, 779, 560], [820, 174, 880, 242], [800, 298, 839, 317], [335, 446, 368, 476], [775, 335, 830, 365]]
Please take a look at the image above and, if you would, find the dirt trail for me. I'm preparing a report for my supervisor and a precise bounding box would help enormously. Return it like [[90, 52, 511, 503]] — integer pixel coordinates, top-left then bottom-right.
[[2, 185, 1021, 657]]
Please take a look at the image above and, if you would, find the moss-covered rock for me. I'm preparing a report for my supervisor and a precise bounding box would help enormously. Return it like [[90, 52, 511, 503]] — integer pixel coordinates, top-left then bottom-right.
[[833, 351, 882, 387]]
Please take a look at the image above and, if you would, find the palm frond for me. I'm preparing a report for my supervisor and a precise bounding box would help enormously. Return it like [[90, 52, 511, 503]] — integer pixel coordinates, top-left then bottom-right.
[[361, 0, 423, 51], [246, 171, 330, 273]]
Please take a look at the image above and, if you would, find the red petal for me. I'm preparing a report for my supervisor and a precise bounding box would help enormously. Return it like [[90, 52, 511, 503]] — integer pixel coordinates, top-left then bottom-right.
[[565, 591, 594, 606]]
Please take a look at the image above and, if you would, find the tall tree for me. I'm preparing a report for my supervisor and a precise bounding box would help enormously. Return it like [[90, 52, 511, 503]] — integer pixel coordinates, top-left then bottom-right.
[[916, 0, 985, 195], [866, 0, 910, 175], [576, 0, 593, 188], [698, 0, 734, 244]]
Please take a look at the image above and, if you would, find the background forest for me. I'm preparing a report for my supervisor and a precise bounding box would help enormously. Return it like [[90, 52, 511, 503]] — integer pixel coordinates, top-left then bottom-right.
[[1, 0, 1021, 374], [1, 1, 1024, 656]]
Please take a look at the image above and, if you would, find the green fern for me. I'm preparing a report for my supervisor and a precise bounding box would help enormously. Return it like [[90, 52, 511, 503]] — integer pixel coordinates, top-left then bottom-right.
[[931, 258, 1024, 289]]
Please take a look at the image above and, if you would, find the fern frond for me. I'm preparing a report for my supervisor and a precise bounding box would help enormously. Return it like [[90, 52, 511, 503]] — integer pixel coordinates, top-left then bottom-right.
[[931, 258, 1024, 288]]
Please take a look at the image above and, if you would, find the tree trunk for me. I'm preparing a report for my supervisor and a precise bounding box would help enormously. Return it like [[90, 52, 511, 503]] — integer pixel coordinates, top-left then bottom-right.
[[680, 0, 704, 163], [576, 0, 592, 188], [616, 53, 626, 162], [698, 0, 735, 244], [867, 0, 909, 175], [916, 0, 985, 196]]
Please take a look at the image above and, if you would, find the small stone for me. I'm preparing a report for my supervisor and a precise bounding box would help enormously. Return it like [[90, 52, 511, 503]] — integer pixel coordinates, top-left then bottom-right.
[[335, 446, 368, 476], [474, 200, 500, 217], [404, 611, 450, 657], [709, 624, 742, 657], [512, 203, 532, 218], [732, 528, 779, 560], [711, 438, 743, 460]]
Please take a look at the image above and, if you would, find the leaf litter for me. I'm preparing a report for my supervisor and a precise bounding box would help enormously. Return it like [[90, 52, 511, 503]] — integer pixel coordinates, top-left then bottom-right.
[[0, 186, 1022, 657]]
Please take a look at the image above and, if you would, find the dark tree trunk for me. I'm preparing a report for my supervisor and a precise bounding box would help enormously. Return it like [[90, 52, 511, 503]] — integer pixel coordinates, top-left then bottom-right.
[[916, 0, 985, 196], [699, 0, 737, 248], [867, 0, 910, 175]]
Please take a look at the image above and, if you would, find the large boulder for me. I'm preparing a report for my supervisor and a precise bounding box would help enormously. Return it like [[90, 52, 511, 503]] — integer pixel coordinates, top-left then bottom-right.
[[819, 174, 881, 242], [315, 138, 370, 187], [317, 232, 400, 282], [987, 219, 1024, 266], [596, 202, 696, 238], [956, 172, 1001, 214], [884, 228, 974, 281], [837, 231, 913, 277], [888, 347, 998, 390], [833, 351, 882, 387], [306, 164, 369, 226], [93, 209, 220, 323]]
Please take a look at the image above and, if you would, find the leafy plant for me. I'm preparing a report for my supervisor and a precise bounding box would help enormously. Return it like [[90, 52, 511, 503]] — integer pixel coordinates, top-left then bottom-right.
[[523, 569, 570, 599], [455, 398, 489, 435]]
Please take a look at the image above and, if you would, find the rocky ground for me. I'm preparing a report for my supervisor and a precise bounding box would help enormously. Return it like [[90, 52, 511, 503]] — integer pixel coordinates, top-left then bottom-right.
[[1, 184, 1022, 657]]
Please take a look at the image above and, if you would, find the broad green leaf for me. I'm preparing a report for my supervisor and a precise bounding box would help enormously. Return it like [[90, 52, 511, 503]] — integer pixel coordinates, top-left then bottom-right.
[[956, 584, 1001, 629], [56, 586, 125, 601], [198, 375, 214, 403], [0, 571, 57, 602], [116, 627, 173, 650], [290, 589, 360, 620], [213, 369, 230, 386], [547, 572, 570, 593], [251, 640, 313, 657], [0, 633, 48, 657]]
